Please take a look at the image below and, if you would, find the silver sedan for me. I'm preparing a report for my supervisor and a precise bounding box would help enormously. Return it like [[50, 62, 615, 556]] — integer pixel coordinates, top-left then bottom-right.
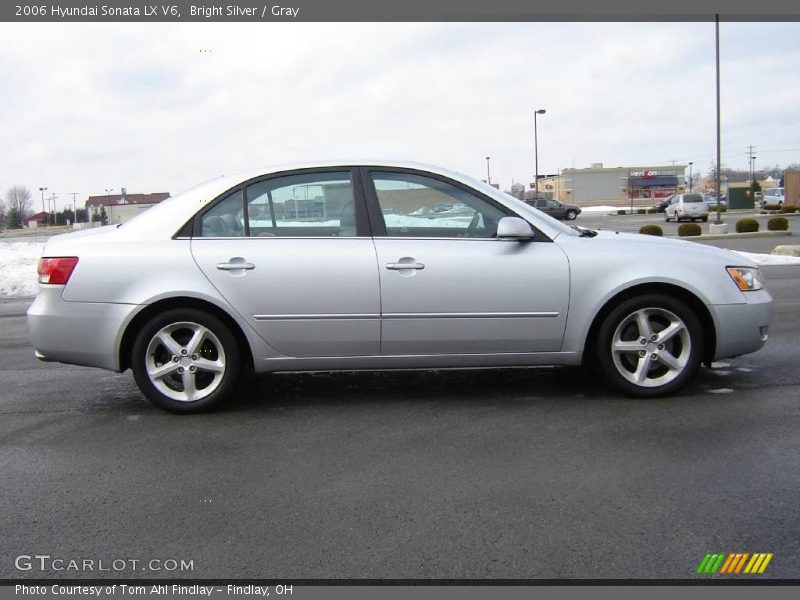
[[28, 161, 773, 413]]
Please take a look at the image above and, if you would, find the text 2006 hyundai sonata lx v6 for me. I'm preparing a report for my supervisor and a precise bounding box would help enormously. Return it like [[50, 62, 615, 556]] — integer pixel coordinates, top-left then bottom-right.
[[28, 161, 772, 413]]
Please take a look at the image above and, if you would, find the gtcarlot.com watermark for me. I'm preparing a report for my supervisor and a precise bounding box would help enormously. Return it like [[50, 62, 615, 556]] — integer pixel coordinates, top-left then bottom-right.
[[14, 554, 194, 573]]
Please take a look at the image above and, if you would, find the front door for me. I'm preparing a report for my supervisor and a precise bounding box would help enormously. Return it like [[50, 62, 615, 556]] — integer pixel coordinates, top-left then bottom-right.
[[364, 169, 570, 355]]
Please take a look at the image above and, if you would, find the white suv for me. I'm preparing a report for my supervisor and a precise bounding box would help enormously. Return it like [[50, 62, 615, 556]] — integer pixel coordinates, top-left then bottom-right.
[[665, 193, 709, 222], [761, 187, 785, 208]]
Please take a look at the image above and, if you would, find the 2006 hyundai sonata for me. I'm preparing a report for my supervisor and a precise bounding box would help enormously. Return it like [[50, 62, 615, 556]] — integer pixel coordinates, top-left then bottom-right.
[[28, 161, 772, 413]]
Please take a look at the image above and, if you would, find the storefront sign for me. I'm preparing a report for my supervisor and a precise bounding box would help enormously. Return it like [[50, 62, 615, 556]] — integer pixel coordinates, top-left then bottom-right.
[[630, 170, 675, 177]]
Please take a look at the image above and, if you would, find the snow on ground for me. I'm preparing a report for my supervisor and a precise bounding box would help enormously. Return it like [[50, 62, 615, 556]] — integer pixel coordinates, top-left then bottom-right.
[[1, 240, 799, 299], [0, 241, 44, 297], [731, 250, 800, 266]]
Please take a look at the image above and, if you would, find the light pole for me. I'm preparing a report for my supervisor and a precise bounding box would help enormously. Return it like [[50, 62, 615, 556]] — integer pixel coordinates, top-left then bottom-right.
[[688, 162, 693, 192], [39, 187, 47, 225], [534, 109, 546, 198], [485, 156, 491, 186], [714, 14, 722, 225]]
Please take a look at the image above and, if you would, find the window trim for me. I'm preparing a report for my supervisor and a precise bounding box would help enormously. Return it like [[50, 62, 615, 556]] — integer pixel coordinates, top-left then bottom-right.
[[189, 167, 371, 239], [360, 167, 551, 241]]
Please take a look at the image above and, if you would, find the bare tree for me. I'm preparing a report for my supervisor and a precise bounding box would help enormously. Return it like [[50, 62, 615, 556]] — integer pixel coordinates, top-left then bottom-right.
[[5, 185, 32, 229], [0, 195, 6, 228]]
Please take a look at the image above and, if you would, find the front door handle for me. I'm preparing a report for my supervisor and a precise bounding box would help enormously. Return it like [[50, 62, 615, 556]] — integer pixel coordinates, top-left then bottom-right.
[[385, 261, 425, 271], [217, 259, 255, 271]]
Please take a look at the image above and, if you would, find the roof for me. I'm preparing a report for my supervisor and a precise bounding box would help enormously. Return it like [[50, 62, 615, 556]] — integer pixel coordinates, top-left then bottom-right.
[[562, 164, 687, 174], [23, 211, 49, 223], [85, 192, 170, 208]]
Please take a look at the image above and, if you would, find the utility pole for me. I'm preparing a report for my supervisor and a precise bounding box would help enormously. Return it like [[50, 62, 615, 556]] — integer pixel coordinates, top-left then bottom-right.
[[71, 192, 79, 224]]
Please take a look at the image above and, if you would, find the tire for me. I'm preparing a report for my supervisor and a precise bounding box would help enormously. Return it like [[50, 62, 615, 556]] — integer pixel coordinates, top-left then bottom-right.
[[701, 216, 708, 222], [594, 294, 704, 397], [664, 212, 670, 222], [131, 308, 241, 413], [566, 210, 577, 220]]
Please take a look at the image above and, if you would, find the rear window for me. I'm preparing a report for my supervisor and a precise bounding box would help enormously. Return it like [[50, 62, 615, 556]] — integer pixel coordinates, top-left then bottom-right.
[[683, 194, 704, 203]]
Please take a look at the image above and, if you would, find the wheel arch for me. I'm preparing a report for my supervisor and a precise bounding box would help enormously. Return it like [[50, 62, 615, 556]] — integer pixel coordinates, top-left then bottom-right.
[[582, 282, 716, 365], [119, 297, 255, 372]]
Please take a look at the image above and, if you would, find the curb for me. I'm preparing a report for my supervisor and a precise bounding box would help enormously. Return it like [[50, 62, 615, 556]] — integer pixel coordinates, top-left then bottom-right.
[[668, 231, 793, 241]]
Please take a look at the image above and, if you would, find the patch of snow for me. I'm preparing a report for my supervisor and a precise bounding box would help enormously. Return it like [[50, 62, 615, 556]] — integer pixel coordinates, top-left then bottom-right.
[[708, 388, 735, 394], [0, 241, 44, 297], [384, 214, 473, 228], [730, 250, 800, 266]]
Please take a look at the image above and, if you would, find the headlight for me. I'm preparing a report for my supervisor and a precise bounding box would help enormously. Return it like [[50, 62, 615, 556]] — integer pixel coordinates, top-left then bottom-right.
[[726, 267, 764, 291]]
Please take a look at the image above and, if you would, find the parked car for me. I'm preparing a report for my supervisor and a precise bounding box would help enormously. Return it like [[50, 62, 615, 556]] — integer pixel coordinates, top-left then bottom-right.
[[526, 197, 581, 220], [761, 187, 785, 208], [665, 193, 709, 222], [651, 197, 674, 213], [28, 161, 772, 413], [704, 195, 727, 209]]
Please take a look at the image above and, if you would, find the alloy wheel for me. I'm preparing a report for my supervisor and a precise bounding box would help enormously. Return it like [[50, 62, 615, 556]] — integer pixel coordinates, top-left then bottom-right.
[[144, 321, 226, 402], [610, 307, 691, 388]]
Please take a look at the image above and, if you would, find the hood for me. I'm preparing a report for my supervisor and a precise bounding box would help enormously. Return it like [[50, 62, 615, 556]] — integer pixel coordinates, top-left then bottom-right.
[[589, 229, 757, 268]]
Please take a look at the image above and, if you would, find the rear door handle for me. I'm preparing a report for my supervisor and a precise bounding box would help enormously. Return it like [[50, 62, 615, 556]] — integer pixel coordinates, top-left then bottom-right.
[[385, 261, 425, 271], [217, 260, 255, 271]]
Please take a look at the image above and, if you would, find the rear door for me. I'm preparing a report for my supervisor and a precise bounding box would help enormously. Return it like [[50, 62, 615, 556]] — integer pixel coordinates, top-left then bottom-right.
[[190, 168, 381, 357], [363, 168, 570, 355]]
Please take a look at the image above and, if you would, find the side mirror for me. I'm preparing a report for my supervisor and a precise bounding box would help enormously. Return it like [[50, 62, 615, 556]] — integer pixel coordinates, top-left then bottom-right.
[[496, 217, 535, 240]]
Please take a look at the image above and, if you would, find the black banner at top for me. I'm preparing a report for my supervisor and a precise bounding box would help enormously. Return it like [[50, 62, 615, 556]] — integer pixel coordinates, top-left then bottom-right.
[[3, 0, 800, 22]]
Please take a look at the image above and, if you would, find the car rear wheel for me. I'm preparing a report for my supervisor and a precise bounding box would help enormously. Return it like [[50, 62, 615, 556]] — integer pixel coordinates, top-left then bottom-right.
[[594, 294, 704, 397], [565, 209, 577, 220], [131, 308, 241, 413]]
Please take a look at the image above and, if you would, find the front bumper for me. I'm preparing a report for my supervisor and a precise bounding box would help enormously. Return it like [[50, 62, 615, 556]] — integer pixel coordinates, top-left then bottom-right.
[[711, 289, 773, 360], [27, 286, 140, 372]]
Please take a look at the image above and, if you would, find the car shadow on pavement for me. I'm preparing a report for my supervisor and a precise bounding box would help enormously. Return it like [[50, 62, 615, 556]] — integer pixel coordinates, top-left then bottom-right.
[[226, 366, 625, 413]]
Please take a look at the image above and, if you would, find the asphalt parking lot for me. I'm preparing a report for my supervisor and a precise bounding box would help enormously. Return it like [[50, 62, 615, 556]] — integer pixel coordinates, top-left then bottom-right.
[[1, 234, 799, 580]]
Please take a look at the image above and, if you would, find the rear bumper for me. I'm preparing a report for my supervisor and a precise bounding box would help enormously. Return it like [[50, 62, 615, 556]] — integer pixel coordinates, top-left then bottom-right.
[[27, 286, 140, 372], [711, 289, 773, 360]]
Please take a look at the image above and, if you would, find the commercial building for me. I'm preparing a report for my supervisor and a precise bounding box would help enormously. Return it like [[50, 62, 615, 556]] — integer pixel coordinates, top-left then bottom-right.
[[538, 163, 688, 206], [85, 191, 170, 224]]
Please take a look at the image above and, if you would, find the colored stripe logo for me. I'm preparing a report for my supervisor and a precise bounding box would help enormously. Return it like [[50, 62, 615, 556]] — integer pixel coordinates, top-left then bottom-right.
[[697, 552, 773, 574]]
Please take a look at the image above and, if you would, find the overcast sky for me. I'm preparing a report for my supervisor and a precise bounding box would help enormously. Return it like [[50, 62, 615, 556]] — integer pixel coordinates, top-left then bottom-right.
[[1, 21, 799, 210]]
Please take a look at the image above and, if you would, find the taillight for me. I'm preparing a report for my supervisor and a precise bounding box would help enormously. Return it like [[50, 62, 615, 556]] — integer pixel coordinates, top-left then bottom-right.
[[38, 257, 79, 285]]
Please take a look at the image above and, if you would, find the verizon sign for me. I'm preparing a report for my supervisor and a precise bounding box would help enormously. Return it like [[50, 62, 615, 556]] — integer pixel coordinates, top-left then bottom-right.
[[630, 170, 676, 177]]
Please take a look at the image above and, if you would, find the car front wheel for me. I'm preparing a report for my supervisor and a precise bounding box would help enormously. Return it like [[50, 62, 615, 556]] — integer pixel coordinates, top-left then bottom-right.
[[565, 209, 577, 220], [131, 308, 241, 413], [594, 295, 704, 397]]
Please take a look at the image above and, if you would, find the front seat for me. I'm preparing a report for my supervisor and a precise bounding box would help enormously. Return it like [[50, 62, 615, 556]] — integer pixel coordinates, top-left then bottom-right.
[[339, 202, 357, 237]]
